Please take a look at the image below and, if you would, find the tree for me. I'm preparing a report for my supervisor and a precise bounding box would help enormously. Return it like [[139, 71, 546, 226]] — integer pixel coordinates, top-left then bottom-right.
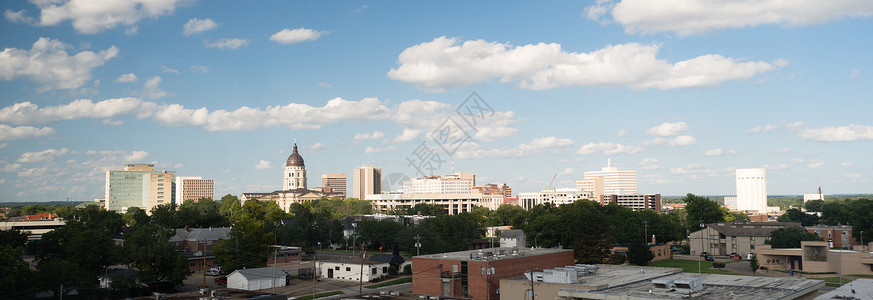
[[214, 218, 273, 273], [777, 208, 819, 226], [683, 193, 724, 232], [219, 194, 242, 224], [626, 241, 655, 266], [568, 202, 615, 264], [0, 245, 32, 297], [123, 206, 150, 227], [767, 227, 822, 248], [0, 228, 28, 249], [31, 221, 118, 286], [401, 203, 446, 216], [489, 204, 526, 227], [820, 201, 848, 225], [749, 254, 760, 274], [804, 200, 824, 212], [122, 224, 191, 285]]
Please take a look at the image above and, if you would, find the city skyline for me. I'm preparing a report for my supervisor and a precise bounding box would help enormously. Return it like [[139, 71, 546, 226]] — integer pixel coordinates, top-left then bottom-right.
[[1, 1, 871, 202]]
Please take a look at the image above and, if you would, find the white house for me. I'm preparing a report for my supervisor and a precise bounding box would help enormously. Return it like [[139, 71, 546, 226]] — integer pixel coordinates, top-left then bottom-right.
[[500, 229, 526, 248], [227, 267, 287, 291]]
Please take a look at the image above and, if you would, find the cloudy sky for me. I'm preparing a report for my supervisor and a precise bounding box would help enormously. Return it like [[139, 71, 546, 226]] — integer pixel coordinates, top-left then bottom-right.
[[1, 0, 871, 202]]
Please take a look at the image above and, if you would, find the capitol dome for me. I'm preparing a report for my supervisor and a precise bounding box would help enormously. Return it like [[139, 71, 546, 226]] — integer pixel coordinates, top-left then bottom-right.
[[285, 143, 304, 167]]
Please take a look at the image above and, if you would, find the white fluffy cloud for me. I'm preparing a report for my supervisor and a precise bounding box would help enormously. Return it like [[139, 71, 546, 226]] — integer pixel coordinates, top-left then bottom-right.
[[585, 0, 873, 36], [456, 136, 574, 159], [143, 76, 169, 99], [748, 121, 804, 133], [183, 18, 218, 36], [254, 160, 273, 169], [576, 142, 643, 155], [0, 98, 156, 125], [0, 124, 55, 141], [354, 131, 386, 141], [646, 122, 688, 136], [669, 135, 696, 146], [204, 38, 250, 50], [270, 28, 326, 44], [115, 73, 138, 83], [704, 148, 737, 156], [364, 146, 399, 154], [388, 37, 783, 92], [5, 0, 186, 34], [18, 148, 71, 163], [0, 38, 118, 91], [190, 65, 209, 74], [161, 66, 180, 74], [798, 125, 873, 142]]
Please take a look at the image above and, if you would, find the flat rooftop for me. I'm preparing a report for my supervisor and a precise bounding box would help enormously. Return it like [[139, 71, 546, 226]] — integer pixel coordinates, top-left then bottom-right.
[[413, 247, 571, 261], [814, 278, 873, 300], [561, 271, 824, 300], [503, 265, 681, 290]]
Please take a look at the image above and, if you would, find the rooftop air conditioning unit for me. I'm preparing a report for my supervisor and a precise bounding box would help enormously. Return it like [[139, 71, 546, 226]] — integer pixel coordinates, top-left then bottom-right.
[[673, 278, 703, 294], [651, 279, 676, 292]]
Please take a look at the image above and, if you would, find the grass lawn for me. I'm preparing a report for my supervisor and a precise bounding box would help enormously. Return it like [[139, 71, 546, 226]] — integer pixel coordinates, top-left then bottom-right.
[[818, 275, 872, 287], [365, 277, 412, 289], [647, 259, 745, 275], [292, 291, 343, 300]]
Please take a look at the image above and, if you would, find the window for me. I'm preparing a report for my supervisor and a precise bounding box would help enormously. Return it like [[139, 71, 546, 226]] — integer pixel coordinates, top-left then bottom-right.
[[383, 267, 388, 273], [335, 267, 340, 271], [346, 267, 351, 271], [372, 268, 377, 275]]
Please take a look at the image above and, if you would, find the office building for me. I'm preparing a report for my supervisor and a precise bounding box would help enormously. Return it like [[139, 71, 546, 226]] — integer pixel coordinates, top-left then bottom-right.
[[736, 168, 767, 213], [412, 247, 574, 300], [174, 176, 214, 202], [518, 187, 589, 210], [473, 183, 512, 197], [242, 142, 342, 212], [105, 164, 176, 213], [578, 160, 636, 197], [353, 165, 382, 199], [757, 241, 873, 276], [804, 188, 824, 202], [321, 173, 347, 198], [599, 194, 662, 211], [723, 196, 738, 210], [402, 172, 475, 194], [689, 221, 800, 257]]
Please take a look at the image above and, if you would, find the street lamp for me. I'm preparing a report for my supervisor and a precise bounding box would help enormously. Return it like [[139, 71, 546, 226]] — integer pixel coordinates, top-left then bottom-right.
[[698, 222, 704, 274]]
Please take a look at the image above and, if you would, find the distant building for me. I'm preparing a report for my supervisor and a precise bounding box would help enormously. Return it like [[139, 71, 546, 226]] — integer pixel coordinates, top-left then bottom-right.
[[366, 192, 482, 215], [175, 176, 214, 202], [599, 194, 662, 211], [806, 225, 857, 248], [814, 278, 873, 300], [403, 172, 475, 194], [283, 143, 307, 190], [500, 264, 824, 300], [242, 143, 342, 212], [518, 187, 589, 210], [412, 247, 574, 300], [735, 168, 767, 213], [578, 159, 637, 197], [318, 254, 407, 282], [723, 196, 738, 210], [353, 165, 382, 199], [690, 221, 801, 257], [105, 163, 176, 213], [321, 173, 347, 198], [168, 226, 231, 272], [499, 230, 526, 248], [473, 183, 512, 197], [803, 191, 824, 202], [0, 217, 65, 240], [227, 266, 287, 291]]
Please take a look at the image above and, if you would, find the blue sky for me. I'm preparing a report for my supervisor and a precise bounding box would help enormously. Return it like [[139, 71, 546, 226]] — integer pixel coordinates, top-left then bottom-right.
[[1, 0, 871, 202]]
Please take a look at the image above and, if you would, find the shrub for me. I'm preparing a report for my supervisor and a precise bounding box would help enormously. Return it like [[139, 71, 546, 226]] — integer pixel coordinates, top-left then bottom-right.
[[388, 265, 398, 276], [403, 264, 412, 274], [712, 262, 726, 269]]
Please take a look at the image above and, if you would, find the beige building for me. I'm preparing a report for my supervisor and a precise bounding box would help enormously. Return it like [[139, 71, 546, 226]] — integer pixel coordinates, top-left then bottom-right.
[[321, 173, 347, 198], [756, 241, 873, 276], [402, 172, 475, 194], [352, 165, 382, 199], [473, 183, 512, 197], [518, 187, 590, 210], [242, 143, 341, 212], [599, 194, 662, 211], [105, 164, 176, 213], [689, 221, 801, 257], [366, 192, 483, 215], [175, 176, 214, 202], [578, 160, 636, 197]]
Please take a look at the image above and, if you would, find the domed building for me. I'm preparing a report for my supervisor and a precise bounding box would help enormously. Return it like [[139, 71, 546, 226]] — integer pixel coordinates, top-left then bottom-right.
[[241, 142, 343, 212], [283, 143, 307, 190]]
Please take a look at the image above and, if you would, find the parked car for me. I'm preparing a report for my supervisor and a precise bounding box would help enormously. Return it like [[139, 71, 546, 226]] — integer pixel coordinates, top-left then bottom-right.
[[206, 269, 221, 276], [704, 254, 714, 261], [214, 276, 227, 286]]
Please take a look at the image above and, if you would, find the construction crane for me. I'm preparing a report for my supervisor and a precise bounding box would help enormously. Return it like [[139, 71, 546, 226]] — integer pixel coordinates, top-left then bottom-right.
[[549, 173, 557, 187]]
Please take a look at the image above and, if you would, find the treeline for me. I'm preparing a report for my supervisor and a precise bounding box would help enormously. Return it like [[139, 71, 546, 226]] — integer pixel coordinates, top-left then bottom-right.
[[778, 199, 873, 243]]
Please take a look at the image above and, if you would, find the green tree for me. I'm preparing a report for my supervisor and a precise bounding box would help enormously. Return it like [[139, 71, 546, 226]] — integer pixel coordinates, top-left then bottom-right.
[[749, 254, 760, 274], [777, 208, 819, 226], [766, 227, 822, 248], [400, 203, 447, 216], [568, 201, 615, 264], [0, 245, 32, 297], [626, 241, 655, 266], [804, 200, 825, 212], [489, 204, 526, 227], [820, 201, 848, 225], [151, 203, 179, 229], [214, 218, 273, 273], [123, 206, 150, 227], [845, 199, 873, 242], [0, 228, 28, 248], [31, 221, 118, 285], [219, 194, 242, 223], [683, 193, 724, 232], [122, 224, 192, 285]]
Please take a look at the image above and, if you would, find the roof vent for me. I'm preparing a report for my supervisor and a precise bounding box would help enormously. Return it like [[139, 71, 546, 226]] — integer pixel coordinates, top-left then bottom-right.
[[651, 279, 676, 292], [673, 278, 703, 294]]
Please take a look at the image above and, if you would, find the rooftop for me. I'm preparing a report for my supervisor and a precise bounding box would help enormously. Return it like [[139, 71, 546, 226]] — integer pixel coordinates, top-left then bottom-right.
[[814, 278, 873, 300], [414, 247, 571, 262], [706, 221, 801, 237]]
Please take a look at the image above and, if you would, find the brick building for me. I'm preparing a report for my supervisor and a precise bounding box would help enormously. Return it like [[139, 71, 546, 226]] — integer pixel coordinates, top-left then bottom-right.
[[412, 247, 574, 300], [806, 225, 857, 248]]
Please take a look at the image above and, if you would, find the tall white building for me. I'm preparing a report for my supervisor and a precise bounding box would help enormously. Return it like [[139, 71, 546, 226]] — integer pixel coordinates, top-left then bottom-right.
[[353, 165, 382, 199], [578, 160, 637, 197], [105, 164, 175, 213], [518, 187, 588, 210], [175, 176, 215, 202], [402, 172, 475, 194], [736, 168, 767, 213], [283, 143, 307, 190]]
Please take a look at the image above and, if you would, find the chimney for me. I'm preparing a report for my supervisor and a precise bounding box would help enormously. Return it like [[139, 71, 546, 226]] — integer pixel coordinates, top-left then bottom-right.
[[185, 225, 190, 232], [651, 234, 656, 245]]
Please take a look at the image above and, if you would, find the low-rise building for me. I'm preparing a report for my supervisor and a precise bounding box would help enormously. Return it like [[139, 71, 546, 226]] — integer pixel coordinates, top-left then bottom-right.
[[412, 247, 574, 300], [756, 240, 873, 276], [806, 225, 857, 248], [689, 221, 801, 257], [0, 217, 65, 240], [518, 187, 590, 210], [317, 256, 396, 282], [499, 265, 824, 300], [168, 226, 231, 272], [599, 194, 662, 211], [227, 267, 287, 291], [500, 229, 526, 248]]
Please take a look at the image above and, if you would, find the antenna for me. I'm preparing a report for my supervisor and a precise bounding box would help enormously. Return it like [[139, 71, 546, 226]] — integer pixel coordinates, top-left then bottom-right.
[[451, 157, 455, 175], [608, 159, 612, 168]]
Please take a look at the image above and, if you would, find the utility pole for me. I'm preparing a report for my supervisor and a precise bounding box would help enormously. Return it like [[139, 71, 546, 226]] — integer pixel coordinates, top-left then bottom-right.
[[312, 254, 317, 300], [272, 247, 278, 294], [415, 234, 421, 256], [643, 220, 649, 243], [359, 247, 365, 295], [202, 241, 207, 288], [528, 265, 535, 300]]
